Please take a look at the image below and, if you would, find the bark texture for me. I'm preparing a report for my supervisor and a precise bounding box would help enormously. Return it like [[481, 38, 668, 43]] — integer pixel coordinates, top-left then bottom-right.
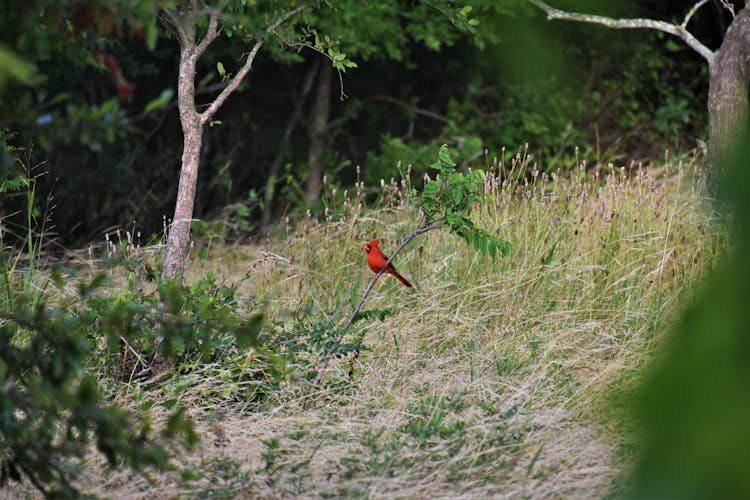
[[154, 5, 307, 363], [162, 42, 203, 282], [160, 5, 305, 282], [708, 7, 750, 192], [528, 0, 715, 64]]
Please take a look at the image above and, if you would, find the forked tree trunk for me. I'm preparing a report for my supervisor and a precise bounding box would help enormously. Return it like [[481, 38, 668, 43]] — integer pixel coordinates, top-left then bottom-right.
[[306, 59, 333, 203], [154, 5, 307, 364], [162, 43, 204, 282], [708, 7, 750, 193], [158, 5, 306, 288]]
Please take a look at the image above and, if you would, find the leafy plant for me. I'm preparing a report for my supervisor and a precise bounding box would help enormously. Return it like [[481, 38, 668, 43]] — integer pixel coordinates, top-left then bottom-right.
[[0, 146, 279, 496], [0, 273, 196, 497], [423, 144, 510, 257]]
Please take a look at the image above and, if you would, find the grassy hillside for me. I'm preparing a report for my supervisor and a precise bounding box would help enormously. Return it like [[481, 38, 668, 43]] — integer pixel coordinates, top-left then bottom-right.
[[13, 151, 728, 498]]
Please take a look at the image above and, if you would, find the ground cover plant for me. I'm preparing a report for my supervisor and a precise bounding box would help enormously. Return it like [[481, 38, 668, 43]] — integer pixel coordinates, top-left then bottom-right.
[[3, 144, 728, 498]]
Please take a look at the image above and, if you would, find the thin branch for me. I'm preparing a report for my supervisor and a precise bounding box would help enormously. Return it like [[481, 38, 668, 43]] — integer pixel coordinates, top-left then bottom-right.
[[336, 69, 347, 101], [161, 9, 190, 46], [718, 0, 736, 18], [363, 95, 452, 124], [683, 0, 710, 29], [120, 335, 148, 384], [325, 94, 451, 138], [527, 0, 716, 66], [200, 4, 308, 125], [312, 217, 445, 391], [270, 27, 349, 100], [199, 39, 262, 126], [195, 12, 220, 58]]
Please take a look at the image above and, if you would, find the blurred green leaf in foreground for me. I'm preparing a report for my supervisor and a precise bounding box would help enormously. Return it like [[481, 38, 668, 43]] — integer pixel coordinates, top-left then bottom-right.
[[631, 132, 750, 498]]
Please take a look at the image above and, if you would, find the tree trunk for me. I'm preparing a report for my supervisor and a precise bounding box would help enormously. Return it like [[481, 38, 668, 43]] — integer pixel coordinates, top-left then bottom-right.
[[707, 7, 750, 193], [153, 41, 204, 363], [262, 61, 319, 230], [306, 59, 333, 204], [162, 44, 203, 282], [152, 5, 306, 368]]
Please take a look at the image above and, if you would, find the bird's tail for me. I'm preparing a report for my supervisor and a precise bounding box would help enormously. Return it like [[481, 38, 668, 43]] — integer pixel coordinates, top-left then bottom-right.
[[389, 269, 413, 288]]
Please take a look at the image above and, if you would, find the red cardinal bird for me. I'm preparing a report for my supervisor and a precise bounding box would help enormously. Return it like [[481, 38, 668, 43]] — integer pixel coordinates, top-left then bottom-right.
[[363, 239, 413, 287]]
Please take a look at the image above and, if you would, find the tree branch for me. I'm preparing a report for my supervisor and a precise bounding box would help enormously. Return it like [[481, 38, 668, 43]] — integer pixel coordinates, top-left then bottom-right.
[[195, 12, 219, 58], [269, 26, 349, 100], [199, 4, 308, 126], [363, 95, 452, 124], [161, 9, 191, 47], [527, 0, 716, 66], [311, 217, 445, 391], [718, 0, 736, 18], [683, 0, 710, 29]]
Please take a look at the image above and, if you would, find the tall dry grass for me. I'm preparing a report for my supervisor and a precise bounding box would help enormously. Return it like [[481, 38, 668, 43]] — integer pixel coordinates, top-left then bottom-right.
[[69, 149, 728, 498]]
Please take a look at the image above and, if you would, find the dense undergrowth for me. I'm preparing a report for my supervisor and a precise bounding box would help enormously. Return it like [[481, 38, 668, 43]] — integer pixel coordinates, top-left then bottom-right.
[[5, 147, 729, 497]]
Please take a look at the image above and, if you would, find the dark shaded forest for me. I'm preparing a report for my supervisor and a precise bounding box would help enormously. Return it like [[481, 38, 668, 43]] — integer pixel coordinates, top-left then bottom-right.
[[0, 0, 731, 247]]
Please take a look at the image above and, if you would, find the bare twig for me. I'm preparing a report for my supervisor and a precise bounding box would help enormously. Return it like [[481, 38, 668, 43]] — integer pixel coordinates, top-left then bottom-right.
[[362, 95, 451, 124], [311, 217, 445, 392], [683, 0, 710, 29], [120, 335, 148, 384], [527, 0, 716, 65], [718, 0, 736, 18], [199, 4, 309, 125]]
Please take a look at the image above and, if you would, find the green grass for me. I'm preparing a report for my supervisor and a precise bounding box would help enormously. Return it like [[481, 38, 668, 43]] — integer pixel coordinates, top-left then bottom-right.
[[17, 151, 728, 498]]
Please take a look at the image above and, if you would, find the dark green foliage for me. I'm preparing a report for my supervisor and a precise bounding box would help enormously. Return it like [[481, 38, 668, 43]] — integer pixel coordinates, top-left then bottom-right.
[[272, 308, 393, 381], [0, 147, 273, 496], [0, 258, 276, 496], [0, 272, 184, 497], [0, 1, 712, 244], [630, 257, 750, 499], [401, 388, 467, 444], [423, 145, 510, 257]]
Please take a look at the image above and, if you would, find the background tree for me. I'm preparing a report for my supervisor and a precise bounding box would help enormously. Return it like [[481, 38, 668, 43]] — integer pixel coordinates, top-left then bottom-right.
[[0, 1, 723, 247], [528, 0, 749, 191], [157, 2, 309, 283], [263, 0, 483, 206]]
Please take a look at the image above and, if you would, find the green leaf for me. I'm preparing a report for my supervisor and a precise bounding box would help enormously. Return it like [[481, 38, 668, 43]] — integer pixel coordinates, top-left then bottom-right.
[[146, 23, 159, 51], [144, 88, 174, 112], [0, 45, 34, 88], [665, 39, 681, 52], [437, 144, 457, 172]]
